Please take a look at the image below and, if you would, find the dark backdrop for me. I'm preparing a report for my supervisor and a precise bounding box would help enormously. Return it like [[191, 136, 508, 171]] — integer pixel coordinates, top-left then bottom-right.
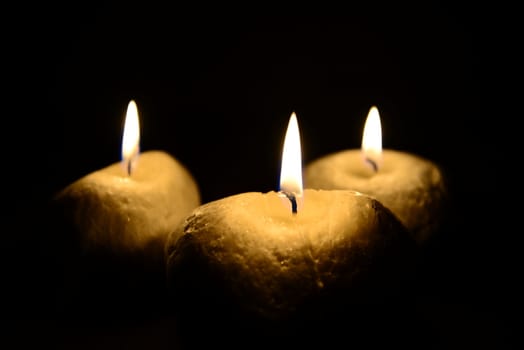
[[3, 2, 519, 349]]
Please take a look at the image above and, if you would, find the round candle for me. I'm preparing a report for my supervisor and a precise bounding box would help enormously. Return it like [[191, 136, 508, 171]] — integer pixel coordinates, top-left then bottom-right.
[[166, 190, 415, 320], [55, 150, 201, 256], [51, 100, 200, 316], [164, 113, 416, 336], [304, 106, 447, 244]]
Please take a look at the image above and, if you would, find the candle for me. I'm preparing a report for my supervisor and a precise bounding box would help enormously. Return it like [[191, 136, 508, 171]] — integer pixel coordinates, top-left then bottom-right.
[[304, 106, 447, 245], [165, 112, 416, 337], [52, 100, 201, 316]]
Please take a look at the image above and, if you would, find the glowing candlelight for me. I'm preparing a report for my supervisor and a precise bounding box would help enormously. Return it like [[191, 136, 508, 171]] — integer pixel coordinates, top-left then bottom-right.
[[121, 100, 140, 175], [52, 99, 201, 314], [166, 111, 416, 328], [279, 112, 304, 214], [361, 106, 382, 172]]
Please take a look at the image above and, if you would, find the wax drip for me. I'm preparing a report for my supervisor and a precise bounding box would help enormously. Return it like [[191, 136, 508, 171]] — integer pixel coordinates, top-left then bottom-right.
[[365, 157, 378, 172], [280, 191, 298, 214]]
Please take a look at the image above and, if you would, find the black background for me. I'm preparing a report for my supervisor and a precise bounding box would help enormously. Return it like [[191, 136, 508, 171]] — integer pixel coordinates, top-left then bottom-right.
[[3, 2, 519, 349]]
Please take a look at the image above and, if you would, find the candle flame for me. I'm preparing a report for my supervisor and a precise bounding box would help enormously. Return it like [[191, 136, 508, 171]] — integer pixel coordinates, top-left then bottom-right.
[[279, 112, 303, 213], [122, 100, 140, 175], [361, 106, 382, 172]]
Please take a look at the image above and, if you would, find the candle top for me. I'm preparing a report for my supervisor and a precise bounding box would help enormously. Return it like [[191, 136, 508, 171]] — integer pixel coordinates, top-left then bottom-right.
[[306, 148, 443, 183], [167, 189, 412, 262]]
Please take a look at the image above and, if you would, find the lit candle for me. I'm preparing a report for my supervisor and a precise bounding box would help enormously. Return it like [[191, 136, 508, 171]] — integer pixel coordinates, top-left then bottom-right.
[[165, 112, 416, 333], [304, 106, 447, 244], [52, 100, 201, 315]]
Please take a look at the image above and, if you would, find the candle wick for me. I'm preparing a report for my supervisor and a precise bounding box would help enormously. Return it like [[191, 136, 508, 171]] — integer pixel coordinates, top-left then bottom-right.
[[280, 191, 298, 214], [365, 157, 379, 173], [127, 160, 132, 176]]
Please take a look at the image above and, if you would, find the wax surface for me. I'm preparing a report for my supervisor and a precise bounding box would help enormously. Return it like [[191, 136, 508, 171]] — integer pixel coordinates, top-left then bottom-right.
[[304, 150, 447, 244], [165, 189, 416, 325]]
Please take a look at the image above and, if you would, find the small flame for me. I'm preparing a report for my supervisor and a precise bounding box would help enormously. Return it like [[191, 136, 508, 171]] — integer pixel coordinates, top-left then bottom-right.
[[279, 112, 303, 213], [361, 106, 382, 172], [122, 100, 140, 175]]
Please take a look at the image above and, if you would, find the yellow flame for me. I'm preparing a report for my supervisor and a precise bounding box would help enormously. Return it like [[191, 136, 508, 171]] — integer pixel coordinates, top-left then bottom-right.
[[122, 100, 140, 175], [279, 112, 303, 212], [361, 106, 382, 171]]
